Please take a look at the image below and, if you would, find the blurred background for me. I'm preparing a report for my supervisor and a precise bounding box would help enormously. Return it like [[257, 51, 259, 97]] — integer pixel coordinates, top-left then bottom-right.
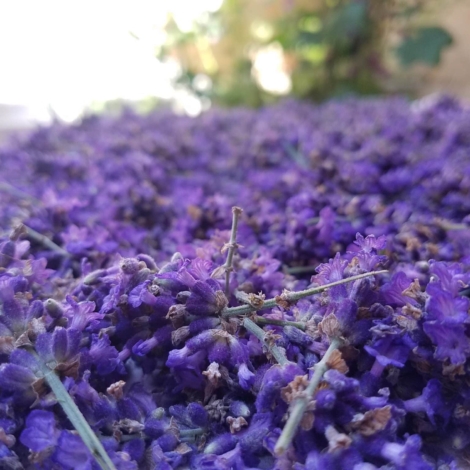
[[0, 0, 469, 136]]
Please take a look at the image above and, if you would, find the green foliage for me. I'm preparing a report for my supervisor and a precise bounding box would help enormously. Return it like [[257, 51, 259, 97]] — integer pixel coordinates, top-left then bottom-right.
[[320, 1, 369, 50], [396, 26, 453, 67], [162, 0, 453, 106], [278, 1, 379, 101]]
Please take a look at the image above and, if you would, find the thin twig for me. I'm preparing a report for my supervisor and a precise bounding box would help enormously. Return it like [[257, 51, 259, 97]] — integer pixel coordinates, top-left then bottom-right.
[[243, 317, 289, 366], [0, 182, 41, 204], [283, 142, 309, 169], [274, 337, 342, 455], [21, 224, 70, 257], [36, 354, 116, 470], [223, 206, 243, 297], [283, 265, 318, 274], [253, 315, 306, 331], [222, 270, 388, 318], [179, 428, 205, 437], [433, 217, 469, 231]]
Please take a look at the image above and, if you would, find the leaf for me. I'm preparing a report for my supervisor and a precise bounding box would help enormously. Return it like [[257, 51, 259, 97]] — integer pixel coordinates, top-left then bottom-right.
[[324, 2, 368, 44], [297, 30, 324, 46], [396, 26, 453, 67]]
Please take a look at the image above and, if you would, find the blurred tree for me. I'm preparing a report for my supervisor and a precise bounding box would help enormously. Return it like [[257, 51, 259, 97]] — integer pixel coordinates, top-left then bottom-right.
[[159, 0, 453, 106]]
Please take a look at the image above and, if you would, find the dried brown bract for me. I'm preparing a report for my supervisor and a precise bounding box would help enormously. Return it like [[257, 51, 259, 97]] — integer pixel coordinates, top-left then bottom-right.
[[318, 313, 341, 338], [402, 278, 426, 303], [226, 416, 248, 433], [275, 290, 295, 309], [221, 317, 239, 335], [175, 443, 193, 455], [116, 418, 145, 434], [166, 304, 187, 329], [350, 406, 392, 436], [214, 291, 229, 312], [325, 425, 352, 452], [442, 361, 465, 380], [402, 303, 422, 319], [300, 411, 315, 431], [172, 326, 191, 347], [281, 375, 309, 404], [107, 380, 126, 400], [326, 349, 349, 374], [0, 428, 15, 448], [248, 292, 265, 310], [202, 362, 222, 387], [264, 330, 282, 349], [205, 396, 229, 423], [304, 320, 320, 339]]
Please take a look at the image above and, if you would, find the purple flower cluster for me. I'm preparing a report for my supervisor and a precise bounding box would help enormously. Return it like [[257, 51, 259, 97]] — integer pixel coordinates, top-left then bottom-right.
[[0, 94, 470, 468]]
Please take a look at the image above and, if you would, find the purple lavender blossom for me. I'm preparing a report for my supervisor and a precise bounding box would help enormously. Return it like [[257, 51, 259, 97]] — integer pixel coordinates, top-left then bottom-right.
[[1, 95, 470, 468]]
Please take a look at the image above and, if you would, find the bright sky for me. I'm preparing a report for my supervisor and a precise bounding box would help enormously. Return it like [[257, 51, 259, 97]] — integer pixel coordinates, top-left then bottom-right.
[[0, 0, 223, 122]]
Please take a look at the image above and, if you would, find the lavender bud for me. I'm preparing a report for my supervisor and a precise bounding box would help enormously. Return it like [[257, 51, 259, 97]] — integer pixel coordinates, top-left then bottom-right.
[[151, 408, 166, 420], [187, 403, 208, 427], [83, 269, 106, 286], [130, 268, 151, 286], [172, 326, 191, 347], [204, 433, 238, 455], [229, 400, 251, 419], [28, 300, 44, 319], [171, 252, 184, 263], [284, 325, 313, 346], [157, 433, 179, 452], [136, 253, 158, 270], [44, 299, 64, 319], [120, 258, 142, 275], [176, 291, 191, 304], [144, 418, 167, 438], [0, 241, 15, 268]]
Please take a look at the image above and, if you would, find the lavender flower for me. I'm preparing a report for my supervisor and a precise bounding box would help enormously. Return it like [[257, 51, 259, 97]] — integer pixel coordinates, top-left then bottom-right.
[[1, 95, 470, 468]]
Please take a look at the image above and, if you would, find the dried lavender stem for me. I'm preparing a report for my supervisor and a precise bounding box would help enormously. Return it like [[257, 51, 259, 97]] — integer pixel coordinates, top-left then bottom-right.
[[242, 317, 289, 366], [179, 428, 205, 437], [22, 224, 70, 257], [36, 356, 116, 470], [253, 316, 306, 331], [433, 217, 469, 231], [222, 270, 387, 318], [0, 182, 40, 203], [284, 265, 318, 274], [223, 206, 243, 297], [274, 337, 342, 455]]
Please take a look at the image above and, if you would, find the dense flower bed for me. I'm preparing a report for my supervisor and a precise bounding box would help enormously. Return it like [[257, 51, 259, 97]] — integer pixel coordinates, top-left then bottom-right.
[[1, 95, 470, 469]]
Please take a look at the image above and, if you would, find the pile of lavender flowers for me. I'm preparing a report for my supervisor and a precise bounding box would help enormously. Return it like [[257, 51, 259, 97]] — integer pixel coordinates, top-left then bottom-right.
[[1, 94, 470, 469]]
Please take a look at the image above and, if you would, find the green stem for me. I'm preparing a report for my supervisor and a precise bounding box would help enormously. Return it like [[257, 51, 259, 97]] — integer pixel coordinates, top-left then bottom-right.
[[222, 270, 387, 318], [22, 224, 70, 257], [223, 207, 243, 297], [0, 182, 41, 203], [37, 358, 116, 470], [179, 428, 205, 437], [274, 337, 342, 455], [253, 315, 306, 331], [242, 317, 289, 366], [433, 217, 469, 231], [284, 265, 318, 274]]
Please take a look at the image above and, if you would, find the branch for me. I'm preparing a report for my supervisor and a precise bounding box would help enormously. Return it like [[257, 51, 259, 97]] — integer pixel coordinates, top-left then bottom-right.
[[179, 428, 205, 437], [222, 270, 388, 318], [36, 355, 116, 470], [253, 315, 306, 331], [222, 206, 243, 297], [0, 182, 41, 203], [21, 224, 70, 257], [283, 265, 318, 274], [274, 337, 342, 455], [243, 317, 289, 366]]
